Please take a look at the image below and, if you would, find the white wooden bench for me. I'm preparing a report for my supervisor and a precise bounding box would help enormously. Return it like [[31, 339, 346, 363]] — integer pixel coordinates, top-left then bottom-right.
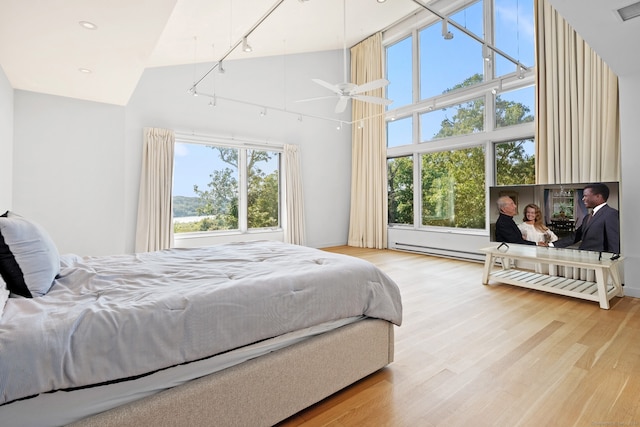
[[480, 244, 624, 309]]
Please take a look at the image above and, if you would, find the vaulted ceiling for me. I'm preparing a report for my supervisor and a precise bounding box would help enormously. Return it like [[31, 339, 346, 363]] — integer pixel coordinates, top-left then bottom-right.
[[0, 0, 638, 106]]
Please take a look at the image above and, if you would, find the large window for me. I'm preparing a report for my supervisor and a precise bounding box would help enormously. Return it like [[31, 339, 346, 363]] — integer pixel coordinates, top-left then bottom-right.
[[421, 147, 486, 228], [388, 156, 414, 225], [173, 141, 281, 234], [385, 0, 535, 232]]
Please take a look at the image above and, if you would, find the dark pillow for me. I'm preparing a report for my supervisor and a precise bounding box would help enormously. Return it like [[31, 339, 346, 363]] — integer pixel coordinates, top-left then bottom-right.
[[0, 211, 60, 297]]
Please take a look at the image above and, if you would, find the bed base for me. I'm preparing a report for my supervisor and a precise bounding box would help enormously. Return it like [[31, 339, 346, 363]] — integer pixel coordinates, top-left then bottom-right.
[[69, 318, 394, 427]]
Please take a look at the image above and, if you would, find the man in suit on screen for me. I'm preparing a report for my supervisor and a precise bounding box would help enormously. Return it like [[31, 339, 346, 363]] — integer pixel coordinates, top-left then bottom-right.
[[555, 183, 620, 253]]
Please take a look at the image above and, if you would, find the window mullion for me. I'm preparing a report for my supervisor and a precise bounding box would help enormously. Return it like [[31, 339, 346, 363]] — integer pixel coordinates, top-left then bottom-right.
[[238, 149, 248, 232]]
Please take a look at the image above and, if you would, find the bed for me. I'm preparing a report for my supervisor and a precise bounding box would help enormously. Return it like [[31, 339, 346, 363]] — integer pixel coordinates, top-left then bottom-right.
[[0, 212, 402, 427]]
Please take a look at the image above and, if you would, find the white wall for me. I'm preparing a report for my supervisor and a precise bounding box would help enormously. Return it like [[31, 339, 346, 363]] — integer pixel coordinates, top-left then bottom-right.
[[11, 49, 351, 255], [0, 65, 12, 211], [618, 72, 640, 298], [123, 50, 351, 252], [13, 91, 127, 256]]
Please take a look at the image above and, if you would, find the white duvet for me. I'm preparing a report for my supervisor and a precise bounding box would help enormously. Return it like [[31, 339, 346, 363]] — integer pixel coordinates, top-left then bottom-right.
[[0, 240, 402, 406]]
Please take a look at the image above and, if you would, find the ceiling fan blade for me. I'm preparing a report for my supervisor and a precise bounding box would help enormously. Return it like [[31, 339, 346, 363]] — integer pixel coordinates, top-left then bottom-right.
[[312, 78, 342, 95], [350, 79, 390, 95], [335, 96, 349, 113], [352, 95, 394, 106], [296, 95, 337, 103]]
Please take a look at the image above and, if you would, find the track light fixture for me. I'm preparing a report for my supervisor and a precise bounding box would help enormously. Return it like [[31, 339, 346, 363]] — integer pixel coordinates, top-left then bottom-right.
[[483, 44, 491, 62], [242, 37, 252, 53], [442, 20, 454, 40], [491, 80, 502, 95]]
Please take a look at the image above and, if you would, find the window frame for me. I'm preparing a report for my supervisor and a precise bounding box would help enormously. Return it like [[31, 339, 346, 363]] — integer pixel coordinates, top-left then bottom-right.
[[172, 133, 284, 241]]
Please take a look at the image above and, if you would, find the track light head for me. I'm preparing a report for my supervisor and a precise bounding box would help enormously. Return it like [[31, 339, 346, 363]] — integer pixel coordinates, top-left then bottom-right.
[[442, 20, 454, 40], [242, 37, 252, 53]]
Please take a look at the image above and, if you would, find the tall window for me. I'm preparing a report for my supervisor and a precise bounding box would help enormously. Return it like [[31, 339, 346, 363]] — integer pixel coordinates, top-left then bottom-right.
[[385, 0, 535, 231], [173, 141, 281, 234]]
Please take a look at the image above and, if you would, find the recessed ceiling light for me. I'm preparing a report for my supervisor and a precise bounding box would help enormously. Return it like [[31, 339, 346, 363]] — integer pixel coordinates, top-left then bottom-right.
[[78, 68, 92, 73], [79, 21, 98, 30]]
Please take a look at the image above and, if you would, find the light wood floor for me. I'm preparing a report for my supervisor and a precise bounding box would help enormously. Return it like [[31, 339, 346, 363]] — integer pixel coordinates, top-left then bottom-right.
[[278, 246, 640, 427]]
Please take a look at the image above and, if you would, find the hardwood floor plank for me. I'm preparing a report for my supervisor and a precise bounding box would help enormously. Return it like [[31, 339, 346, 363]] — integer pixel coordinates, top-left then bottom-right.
[[277, 247, 640, 427]]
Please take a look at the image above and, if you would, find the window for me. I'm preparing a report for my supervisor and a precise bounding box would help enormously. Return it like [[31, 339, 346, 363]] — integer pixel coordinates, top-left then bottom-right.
[[494, 0, 535, 77], [420, 96, 485, 142], [388, 156, 414, 225], [495, 86, 534, 128], [385, 0, 535, 233], [173, 141, 281, 234], [386, 36, 413, 109], [387, 116, 413, 148], [419, 2, 485, 100], [495, 138, 535, 185], [421, 147, 485, 228]]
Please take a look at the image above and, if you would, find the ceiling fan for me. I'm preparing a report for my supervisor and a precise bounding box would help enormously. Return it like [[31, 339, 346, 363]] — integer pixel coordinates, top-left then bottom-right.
[[297, 0, 393, 114]]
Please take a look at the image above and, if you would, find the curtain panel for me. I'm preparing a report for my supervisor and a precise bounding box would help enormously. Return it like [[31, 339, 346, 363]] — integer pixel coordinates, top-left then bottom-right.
[[535, 0, 620, 184], [283, 144, 306, 245], [347, 32, 388, 249], [135, 128, 175, 252]]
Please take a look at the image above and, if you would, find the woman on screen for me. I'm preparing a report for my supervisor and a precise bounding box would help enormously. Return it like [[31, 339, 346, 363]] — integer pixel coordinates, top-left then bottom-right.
[[519, 203, 558, 245]]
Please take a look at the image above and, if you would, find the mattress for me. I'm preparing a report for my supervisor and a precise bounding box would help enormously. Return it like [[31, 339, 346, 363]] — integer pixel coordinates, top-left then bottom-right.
[[0, 240, 402, 409]]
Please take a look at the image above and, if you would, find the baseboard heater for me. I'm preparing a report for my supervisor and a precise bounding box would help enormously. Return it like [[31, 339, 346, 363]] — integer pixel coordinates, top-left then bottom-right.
[[392, 242, 485, 263]]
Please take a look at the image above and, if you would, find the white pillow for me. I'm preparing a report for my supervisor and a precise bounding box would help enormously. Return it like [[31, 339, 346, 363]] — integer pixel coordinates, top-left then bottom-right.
[[0, 211, 60, 297], [0, 277, 8, 318]]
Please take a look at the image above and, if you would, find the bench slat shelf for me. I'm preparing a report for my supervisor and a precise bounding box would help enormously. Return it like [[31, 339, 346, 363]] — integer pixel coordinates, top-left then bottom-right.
[[480, 245, 624, 309]]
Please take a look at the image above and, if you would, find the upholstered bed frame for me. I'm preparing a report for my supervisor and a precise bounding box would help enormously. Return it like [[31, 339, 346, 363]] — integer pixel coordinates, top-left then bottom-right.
[[69, 318, 394, 427]]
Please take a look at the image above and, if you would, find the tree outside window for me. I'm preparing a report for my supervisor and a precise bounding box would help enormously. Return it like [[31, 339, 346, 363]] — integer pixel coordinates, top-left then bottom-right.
[[172, 143, 280, 234]]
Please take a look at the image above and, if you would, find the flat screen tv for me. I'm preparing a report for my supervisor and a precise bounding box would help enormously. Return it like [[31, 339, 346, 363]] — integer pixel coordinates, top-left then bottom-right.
[[488, 181, 620, 244]]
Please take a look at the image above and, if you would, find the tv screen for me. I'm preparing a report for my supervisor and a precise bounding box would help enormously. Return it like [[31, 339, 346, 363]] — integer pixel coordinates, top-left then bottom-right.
[[489, 181, 620, 247]]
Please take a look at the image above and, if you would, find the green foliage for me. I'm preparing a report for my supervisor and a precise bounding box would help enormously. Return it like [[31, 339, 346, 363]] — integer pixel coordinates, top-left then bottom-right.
[[421, 147, 486, 229], [174, 147, 279, 233], [387, 156, 414, 224], [495, 140, 535, 185], [387, 73, 535, 229]]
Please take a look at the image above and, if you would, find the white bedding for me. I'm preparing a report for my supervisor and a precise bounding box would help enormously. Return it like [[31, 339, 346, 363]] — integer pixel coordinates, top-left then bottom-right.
[[0, 240, 402, 406]]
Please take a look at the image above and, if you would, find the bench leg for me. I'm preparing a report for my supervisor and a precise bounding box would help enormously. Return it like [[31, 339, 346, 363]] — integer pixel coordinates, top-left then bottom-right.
[[609, 263, 624, 297], [594, 268, 610, 309], [482, 255, 493, 285]]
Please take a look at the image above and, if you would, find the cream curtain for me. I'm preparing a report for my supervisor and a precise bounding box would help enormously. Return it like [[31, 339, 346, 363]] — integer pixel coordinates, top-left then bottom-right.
[[535, 0, 620, 184], [135, 128, 175, 252], [283, 144, 306, 245], [347, 32, 388, 249]]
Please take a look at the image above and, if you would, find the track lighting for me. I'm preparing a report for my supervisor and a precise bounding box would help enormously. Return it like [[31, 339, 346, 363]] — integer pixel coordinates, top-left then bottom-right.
[[260, 107, 267, 117], [442, 20, 454, 40], [483, 45, 491, 62], [242, 37, 252, 53], [491, 80, 503, 95]]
